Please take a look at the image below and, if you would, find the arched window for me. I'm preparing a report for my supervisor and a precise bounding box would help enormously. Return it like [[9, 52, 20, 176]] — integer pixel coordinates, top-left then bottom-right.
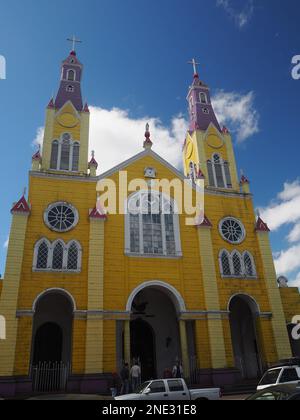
[[243, 252, 256, 277], [50, 140, 59, 170], [52, 241, 64, 270], [126, 191, 181, 257], [232, 251, 243, 276], [36, 241, 50, 270], [67, 242, 80, 271], [200, 92, 207, 104], [67, 70, 75, 81], [60, 136, 71, 170], [207, 154, 232, 189], [50, 134, 80, 172], [220, 250, 231, 276], [72, 142, 80, 171]]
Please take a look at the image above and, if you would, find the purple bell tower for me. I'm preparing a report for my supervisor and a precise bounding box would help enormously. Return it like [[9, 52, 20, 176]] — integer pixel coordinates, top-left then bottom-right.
[[187, 59, 221, 132], [54, 42, 83, 112]]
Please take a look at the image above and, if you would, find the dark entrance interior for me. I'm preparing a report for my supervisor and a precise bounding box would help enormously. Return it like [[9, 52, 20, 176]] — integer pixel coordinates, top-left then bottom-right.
[[131, 319, 156, 381], [229, 295, 262, 379], [33, 322, 63, 364]]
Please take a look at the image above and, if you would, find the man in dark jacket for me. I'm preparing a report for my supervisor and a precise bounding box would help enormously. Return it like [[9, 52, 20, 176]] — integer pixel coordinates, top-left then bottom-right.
[[120, 363, 130, 395]]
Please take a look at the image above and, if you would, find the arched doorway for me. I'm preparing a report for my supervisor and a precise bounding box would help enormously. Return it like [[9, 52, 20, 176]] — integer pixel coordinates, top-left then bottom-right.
[[31, 290, 74, 392], [131, 319, 156, 380], [229, 294, 262, 379], [127, 283, 184, 380], [33, 322, 63, 364], [287, 324, 300, 357]]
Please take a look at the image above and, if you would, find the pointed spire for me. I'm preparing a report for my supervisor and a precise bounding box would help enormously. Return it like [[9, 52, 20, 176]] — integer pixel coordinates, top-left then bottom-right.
[[11, 193, 30, 215], [196, 167, 205, 179], [89, 193, 107, 220], [88, 150, 98, 169], [83, 102, 90, 113], [196, 214, 213, 228], [47, 98, 55, 109], [255, 214, 270, 232], [187, 60, 221, 133], [32, 149, 42, 162], [143, 123, 153, 150], [54, 46, 84, 112]]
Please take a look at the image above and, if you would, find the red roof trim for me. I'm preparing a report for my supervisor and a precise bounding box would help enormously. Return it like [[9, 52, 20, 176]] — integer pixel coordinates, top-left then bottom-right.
[[89, 207, 107, 220], [11, 196, 30, 214], [255, 217, 270, 232], [197, 214, 212, 228]]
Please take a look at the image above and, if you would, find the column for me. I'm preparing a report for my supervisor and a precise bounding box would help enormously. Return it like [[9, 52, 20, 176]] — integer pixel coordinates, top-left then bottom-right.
[[197, 221, 227, 369], [256, 227, 292, 360], [0, 200, 30, 376], [179, 320, 190, 378], [85, 212, 106, 374], [124, 320, 131, 365]]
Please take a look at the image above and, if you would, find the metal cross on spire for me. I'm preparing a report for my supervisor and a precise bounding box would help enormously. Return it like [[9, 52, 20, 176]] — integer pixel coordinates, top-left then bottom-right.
[[67, 35, 82, 52], [188, 58, 200, 77]]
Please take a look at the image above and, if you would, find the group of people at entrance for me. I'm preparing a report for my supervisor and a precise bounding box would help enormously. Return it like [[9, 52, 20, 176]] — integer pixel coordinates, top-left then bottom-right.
[[118, 361, 142, 396], [111, 360, 184, 397]]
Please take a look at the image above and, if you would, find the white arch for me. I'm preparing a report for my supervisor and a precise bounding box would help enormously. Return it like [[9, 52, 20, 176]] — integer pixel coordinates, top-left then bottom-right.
[[126, 281, 186, 313], [228, 293, 261, 315], [32, 288, 77, 313]]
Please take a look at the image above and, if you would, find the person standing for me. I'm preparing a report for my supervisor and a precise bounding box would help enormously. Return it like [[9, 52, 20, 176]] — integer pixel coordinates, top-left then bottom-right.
[[172, 361, 183, 379], [130, 361, 141, 392], [120, 363, 130, 395]]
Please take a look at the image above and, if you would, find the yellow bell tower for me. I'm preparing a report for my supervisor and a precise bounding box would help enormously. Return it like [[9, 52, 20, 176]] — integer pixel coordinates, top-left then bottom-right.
[[35, 49, 91, 176], [183, 60, 239, 192]]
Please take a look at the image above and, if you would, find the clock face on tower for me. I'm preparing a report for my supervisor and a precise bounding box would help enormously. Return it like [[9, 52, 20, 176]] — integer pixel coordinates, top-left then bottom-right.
[[56, 112, 79, 128]]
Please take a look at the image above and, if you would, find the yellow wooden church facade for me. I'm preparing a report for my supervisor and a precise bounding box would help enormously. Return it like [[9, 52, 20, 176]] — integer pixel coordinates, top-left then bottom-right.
[[0, 50, 299, 396]]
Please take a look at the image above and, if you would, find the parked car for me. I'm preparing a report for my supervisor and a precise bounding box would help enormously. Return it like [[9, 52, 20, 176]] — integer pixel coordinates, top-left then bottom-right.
[[247, 383, 300, 401], [115, 378, 221, 401], [257, 359, 300, 391]]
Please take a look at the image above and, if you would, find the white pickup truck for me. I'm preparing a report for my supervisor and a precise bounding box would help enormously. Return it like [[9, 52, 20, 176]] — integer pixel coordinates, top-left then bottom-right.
[[257, 360, 300, 391], [115, 378, 221, 401]]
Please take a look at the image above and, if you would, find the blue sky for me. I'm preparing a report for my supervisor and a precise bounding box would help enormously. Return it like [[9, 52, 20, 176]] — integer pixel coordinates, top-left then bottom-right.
[[0, 0, 300, 284]]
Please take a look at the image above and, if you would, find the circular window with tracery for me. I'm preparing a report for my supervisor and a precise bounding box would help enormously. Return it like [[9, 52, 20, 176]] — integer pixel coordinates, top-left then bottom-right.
[[219, 217, 245, 244], [44, 202, 79, 232]]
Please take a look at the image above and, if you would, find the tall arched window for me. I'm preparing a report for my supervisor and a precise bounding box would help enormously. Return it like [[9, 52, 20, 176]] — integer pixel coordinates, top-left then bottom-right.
[[36, 240, 50, 269], [67, 241, 81, 271], [200, 92, 207, 104], [243, 252, 256, 277], [220, 250, 231, 276], [72, 142, 80, 171], [50, 134, 80, 172], [126, 191, 181, 257], [60, 137, 71, 170], [52, 241, 64, 270], [232, 251, 243, 276], [67, 69, 76, 81], [33, 239, 81, 272], [50, 140, 59, 170], [207, 154, 232, 189]]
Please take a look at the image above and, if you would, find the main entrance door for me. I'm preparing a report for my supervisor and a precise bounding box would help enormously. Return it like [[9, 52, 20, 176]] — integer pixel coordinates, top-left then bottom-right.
[[131, 319, 156, 380], [129, 286, 182, 380], [229, 295, 262, 379], [31, 290, 74, 392]]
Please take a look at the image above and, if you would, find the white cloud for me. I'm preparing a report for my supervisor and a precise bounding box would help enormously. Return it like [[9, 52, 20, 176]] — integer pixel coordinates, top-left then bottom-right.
[[32, 90, 259, 174], [260, 180, 300, 286], [89, 107, 188, 173], [274, 244, 300, 276], [290, 272, 300, 289], [32, 127, 44, 149], [217, 0, 254, 28], [212, 91, 259, 143], [260, 180, 300, 232], [3, 237, 8, 249]]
